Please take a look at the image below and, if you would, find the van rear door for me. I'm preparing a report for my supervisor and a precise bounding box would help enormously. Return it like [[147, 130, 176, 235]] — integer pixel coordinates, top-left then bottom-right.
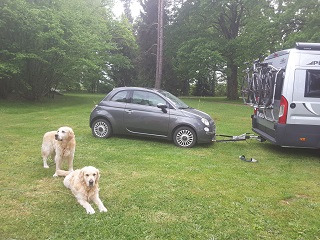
[[290, 68, 320, 125]]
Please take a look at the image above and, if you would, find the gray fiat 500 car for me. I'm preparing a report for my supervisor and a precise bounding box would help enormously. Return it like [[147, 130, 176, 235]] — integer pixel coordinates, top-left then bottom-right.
[[89, 87, 216, 148]]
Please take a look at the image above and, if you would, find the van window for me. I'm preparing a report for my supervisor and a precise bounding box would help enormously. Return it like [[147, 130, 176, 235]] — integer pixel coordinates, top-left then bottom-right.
[[305, 70, 320, 98], [274, 70, 285, 100]]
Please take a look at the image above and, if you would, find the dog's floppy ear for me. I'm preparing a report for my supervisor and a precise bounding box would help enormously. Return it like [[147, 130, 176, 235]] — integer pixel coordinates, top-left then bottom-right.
[[79, 169, 85, 184], [68, 129, 75, 139], [95, 169, 100, 183]]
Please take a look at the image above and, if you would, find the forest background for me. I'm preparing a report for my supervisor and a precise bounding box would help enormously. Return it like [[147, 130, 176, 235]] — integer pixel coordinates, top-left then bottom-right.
[[0, 0, 319, 101]]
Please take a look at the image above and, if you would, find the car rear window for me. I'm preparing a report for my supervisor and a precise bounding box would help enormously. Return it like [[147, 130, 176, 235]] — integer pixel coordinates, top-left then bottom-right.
[[110, 90, 128, 102]]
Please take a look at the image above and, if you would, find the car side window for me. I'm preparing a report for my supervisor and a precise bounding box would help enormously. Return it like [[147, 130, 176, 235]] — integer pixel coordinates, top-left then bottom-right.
[[305, 70, 320, 98], [148, 92, 167, 107], [110, 91, 128, 102], [132, 91, 166, 107]]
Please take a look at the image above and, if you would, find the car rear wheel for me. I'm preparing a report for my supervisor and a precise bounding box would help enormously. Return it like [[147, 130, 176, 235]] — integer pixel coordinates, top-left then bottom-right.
[[173, 126, 196, 148], [92, 119, 112, 138]]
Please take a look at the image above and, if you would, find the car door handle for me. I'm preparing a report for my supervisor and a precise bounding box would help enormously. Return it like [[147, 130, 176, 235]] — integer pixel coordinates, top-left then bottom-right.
[[125, 109, 132, 114]]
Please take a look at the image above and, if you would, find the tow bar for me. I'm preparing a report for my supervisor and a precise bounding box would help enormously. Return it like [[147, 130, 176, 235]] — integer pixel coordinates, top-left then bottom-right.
[[214, 133, 266, 143]]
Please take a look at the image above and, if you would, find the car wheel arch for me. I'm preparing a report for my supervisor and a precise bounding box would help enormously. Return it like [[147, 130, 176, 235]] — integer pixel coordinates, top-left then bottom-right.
[[90, 116, 111, 128], [172, 124, 197, 136]]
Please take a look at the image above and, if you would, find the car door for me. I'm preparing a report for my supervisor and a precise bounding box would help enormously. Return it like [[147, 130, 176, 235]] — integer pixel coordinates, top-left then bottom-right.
[[106, 89, 129, 133], [124, 90, 170, 137]]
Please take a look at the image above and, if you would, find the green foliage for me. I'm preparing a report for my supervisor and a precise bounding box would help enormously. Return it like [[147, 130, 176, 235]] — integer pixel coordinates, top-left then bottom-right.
[[275, 0, 320, 48], [174, 38, 225, 96], [165, 0, 253, 99], [109, 17, 139, 87], [1, 0, 67, 99], [0, 0, 137, 99], [164, 0, 320, 99], [1, 94, 320, 239], [1, 0, 320, 101]]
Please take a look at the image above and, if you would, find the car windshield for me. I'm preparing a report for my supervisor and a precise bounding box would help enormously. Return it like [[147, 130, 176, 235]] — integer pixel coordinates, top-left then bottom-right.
[[158, 90, 190, 109]]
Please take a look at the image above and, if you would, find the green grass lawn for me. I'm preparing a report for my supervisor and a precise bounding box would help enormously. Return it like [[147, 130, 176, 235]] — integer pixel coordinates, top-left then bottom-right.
[[0, 93, 320, 240]]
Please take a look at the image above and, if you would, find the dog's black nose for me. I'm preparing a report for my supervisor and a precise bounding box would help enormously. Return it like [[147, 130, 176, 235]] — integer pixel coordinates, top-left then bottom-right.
[[55, 134, 58, 140], [89, 180, 94, 186]]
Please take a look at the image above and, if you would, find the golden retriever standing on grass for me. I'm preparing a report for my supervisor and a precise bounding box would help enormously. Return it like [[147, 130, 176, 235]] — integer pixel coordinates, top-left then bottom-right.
[[63, 166, 108, 214], [41, 126, 76, 177]]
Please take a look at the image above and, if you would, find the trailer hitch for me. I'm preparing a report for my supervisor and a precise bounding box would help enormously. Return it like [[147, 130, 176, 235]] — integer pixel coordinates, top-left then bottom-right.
[[214, 133, 266, 143]]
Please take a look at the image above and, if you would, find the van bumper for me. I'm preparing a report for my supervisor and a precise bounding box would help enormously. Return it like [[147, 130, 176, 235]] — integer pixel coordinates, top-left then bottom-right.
[[252, 115, 320, 148], [274, 124, 320, 148]]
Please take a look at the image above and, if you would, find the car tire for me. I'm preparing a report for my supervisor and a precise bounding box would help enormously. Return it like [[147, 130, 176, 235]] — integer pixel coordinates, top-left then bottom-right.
[[92, 119, 112, 138], [173, 126, 196, 148]]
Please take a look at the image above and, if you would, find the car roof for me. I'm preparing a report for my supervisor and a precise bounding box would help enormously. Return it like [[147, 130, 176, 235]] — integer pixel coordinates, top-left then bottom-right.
[[113, 86, 153, 90], [112, 87, 161, 93]]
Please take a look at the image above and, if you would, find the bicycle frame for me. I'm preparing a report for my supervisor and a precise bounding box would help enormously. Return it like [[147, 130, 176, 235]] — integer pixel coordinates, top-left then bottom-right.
[[241, 60, 261, 105], [241, 59, 283, 110]]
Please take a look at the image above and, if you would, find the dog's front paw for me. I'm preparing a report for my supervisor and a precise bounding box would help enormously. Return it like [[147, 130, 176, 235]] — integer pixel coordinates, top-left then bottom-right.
[[100, 206, 108, 213], [86, 207, 95, 214], [53, 173, 58, 177], [44, 165, 49, 169]]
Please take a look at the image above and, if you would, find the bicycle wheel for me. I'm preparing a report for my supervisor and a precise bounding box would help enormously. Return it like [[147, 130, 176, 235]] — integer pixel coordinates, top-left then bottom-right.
[[241, 75, 251, 104], [264, 73, 275, 107], [258, 72, 274, 107], [252, 73, 260, 105]]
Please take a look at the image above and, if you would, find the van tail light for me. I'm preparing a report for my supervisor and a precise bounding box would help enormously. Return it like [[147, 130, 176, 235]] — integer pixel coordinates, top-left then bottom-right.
[[253, 107, 258, 115], [278, 95, 288, 124]]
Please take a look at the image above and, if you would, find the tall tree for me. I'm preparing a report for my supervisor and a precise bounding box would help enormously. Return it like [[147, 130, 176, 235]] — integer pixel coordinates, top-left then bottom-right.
[[198, 0, 248, 100], [165, 0, 277, 98], [57, 0, 116, 94], [165, 0, 231, 95], [108, 16, 139, 88], [136, 0, 158, 87], [121, 0, 134, 23], [155, 0, 164, 89], [175, 38, 225, 96]]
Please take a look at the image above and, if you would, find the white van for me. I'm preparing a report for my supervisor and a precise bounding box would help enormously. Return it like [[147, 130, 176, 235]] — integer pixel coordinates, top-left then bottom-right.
[[252, 42, 320, 148]]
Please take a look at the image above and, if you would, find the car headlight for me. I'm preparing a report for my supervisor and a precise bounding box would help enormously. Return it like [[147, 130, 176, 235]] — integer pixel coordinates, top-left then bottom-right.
[[91, 105, 98, 112], [201, 118, 209, 126]]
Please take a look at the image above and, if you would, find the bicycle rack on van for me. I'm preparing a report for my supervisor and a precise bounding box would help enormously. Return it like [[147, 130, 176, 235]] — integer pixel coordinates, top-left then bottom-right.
[[214, 132, 266, 143], [255, 66, 285, 122]]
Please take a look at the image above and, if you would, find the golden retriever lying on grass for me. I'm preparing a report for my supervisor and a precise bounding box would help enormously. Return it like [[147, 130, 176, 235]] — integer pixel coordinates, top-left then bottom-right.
[[41, 126, 76, 177], [61, 166, 108, 214]]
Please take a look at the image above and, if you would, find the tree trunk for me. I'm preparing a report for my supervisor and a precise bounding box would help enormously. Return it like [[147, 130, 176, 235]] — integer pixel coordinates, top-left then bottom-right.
[[155, 0, 164, 89], [0, 78, 10, 99], [227, 62, 238, 100]]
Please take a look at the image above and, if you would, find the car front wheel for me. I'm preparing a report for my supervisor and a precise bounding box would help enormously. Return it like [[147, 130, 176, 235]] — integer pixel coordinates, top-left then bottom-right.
[[173, 126, 196, 148], [92, 119, 112, 138]]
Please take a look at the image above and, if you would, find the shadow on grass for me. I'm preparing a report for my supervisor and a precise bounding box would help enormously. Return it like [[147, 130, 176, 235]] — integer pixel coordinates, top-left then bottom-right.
[[262, 143, 320, 160], [105, 135, 215, 149]]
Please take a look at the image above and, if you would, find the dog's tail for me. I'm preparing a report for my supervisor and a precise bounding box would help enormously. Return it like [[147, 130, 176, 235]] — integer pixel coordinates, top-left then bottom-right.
[[55, 170, 72, 177]]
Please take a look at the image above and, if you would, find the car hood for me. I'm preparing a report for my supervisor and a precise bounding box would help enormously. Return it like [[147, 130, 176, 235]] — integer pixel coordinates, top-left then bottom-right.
[[180, 108, 212, 120]]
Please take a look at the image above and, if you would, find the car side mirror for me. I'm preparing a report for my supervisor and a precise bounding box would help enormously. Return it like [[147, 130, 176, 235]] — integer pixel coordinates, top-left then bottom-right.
[[157, 103, 168, 113]]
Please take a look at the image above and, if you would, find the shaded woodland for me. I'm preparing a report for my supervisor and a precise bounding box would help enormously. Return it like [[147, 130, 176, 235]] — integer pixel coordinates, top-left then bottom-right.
[[1, 0, 319, 100]]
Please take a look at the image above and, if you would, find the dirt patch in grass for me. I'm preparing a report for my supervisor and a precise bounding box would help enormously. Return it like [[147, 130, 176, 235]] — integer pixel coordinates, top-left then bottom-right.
[[280, 194, 311, 205]]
